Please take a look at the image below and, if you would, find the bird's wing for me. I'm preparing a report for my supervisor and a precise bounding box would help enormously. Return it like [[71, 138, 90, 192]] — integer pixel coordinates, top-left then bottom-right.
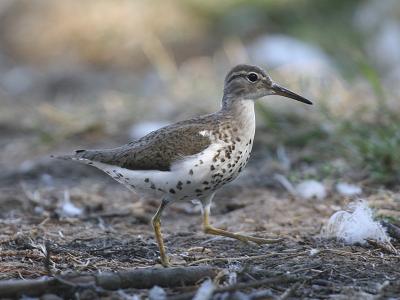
[[72, 120, 214, 171]]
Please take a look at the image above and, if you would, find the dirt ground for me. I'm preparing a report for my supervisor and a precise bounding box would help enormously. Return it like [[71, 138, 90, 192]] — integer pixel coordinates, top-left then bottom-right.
[[1, 1, 400, 299], [1, 135, 400, 299]]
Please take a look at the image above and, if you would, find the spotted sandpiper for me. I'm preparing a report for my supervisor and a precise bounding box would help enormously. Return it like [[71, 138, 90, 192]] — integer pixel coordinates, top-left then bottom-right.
[[58, 64, 312, 266]]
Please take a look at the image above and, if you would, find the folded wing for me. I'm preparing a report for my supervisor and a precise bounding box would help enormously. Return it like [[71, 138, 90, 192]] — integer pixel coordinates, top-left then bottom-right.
[[74, 122, 213, 171]]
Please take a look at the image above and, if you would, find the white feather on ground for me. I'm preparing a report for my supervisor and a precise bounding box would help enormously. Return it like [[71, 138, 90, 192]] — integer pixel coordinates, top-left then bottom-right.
[[321, 200, 390, 245], [192, 279, 215, 300], [295, 180, 327, 200], [336, 182, 362, 196], [58, 190, 83, 218]]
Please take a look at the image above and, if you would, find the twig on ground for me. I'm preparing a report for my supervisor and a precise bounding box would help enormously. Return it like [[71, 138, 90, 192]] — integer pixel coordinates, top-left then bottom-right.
[[278, 282, 302, 300], [366, 239, 398, 255], [0, 266, 219, 298], [44, 240, 52, 275], [188, 252, 307, 266], [170, 274, 302, 300], [278, 269, 328, 300]]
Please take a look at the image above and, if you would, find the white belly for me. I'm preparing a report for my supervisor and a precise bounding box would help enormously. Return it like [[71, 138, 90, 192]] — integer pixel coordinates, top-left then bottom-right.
[[88, 136, 253, 201]]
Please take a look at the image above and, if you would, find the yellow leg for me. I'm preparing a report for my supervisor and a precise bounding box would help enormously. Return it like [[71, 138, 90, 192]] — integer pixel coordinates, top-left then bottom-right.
[[201, 195, 281, 245], [151, 199, 170, 267]]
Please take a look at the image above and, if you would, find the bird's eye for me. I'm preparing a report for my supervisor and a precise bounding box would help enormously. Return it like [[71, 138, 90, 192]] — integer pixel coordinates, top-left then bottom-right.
[[247, 73, 258, 82]]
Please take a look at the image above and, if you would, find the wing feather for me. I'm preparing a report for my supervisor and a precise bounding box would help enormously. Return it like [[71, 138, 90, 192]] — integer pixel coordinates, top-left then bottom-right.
[[76, 121, 213, 171]]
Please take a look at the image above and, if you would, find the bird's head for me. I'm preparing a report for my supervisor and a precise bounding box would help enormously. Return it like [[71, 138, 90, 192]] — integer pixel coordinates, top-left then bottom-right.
[[223, 64, 312, 106]]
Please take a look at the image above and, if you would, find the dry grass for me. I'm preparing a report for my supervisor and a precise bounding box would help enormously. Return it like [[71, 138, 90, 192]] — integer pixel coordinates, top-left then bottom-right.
[[0, 0, 206, 67]]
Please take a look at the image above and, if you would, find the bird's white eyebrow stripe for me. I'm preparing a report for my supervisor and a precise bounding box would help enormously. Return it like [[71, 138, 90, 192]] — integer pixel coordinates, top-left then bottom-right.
[[226, 71, 266, 84], [226, 72, 248, 83]]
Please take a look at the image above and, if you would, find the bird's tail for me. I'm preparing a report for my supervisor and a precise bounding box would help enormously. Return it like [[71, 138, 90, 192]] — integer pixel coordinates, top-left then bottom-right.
[[51, 150, 90, 162]]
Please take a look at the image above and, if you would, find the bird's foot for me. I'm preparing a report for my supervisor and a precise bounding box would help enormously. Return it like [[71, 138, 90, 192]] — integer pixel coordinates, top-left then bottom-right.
[[158, 253, 187, 267], [243, 235, 283, 245], [232, 233, 282, 245], [159, 255, 171, 268], [204, 225, 282, 245]]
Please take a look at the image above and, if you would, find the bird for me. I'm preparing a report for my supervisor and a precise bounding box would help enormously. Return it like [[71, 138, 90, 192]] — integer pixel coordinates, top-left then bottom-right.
[[57, 64, 312, 267]]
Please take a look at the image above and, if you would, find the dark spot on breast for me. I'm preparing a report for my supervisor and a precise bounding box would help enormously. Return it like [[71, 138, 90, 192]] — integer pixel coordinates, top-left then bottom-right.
[[236, 137, 241, 142], [227, 163, 232, 168], [169, 189, 176, 194], [150, 183, 156, 189], [195, 189, 202, 193], [210, 165, 215, 171], [204, 187, 210, 190], [117, 173, 123, 177], [158, 188, 165, 192], [199, 160, 203, 164], [144, 178, 149, 183], [220, 158, 225, 162], [131, 184, 135, 188], [186, 180, 191, 184], [233, 127, 238, 132], [238, 167, 242, 172], [176, 181, 183, 190], [203, 181, 209, 185], [249, 139, 252, 144], [222, 169, 226, 173], [189, 169, 193, 175]]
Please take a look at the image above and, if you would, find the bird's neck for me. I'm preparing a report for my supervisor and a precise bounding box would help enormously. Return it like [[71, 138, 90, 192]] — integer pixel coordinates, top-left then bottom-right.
[[220, 99, 256, 137]]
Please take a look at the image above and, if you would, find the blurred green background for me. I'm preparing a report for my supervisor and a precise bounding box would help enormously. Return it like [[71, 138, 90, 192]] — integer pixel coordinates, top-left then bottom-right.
[[1, 0, 399, 186]]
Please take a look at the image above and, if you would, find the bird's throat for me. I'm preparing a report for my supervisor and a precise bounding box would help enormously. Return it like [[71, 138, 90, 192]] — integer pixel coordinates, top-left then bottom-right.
[[223, 99, 255, 131]]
